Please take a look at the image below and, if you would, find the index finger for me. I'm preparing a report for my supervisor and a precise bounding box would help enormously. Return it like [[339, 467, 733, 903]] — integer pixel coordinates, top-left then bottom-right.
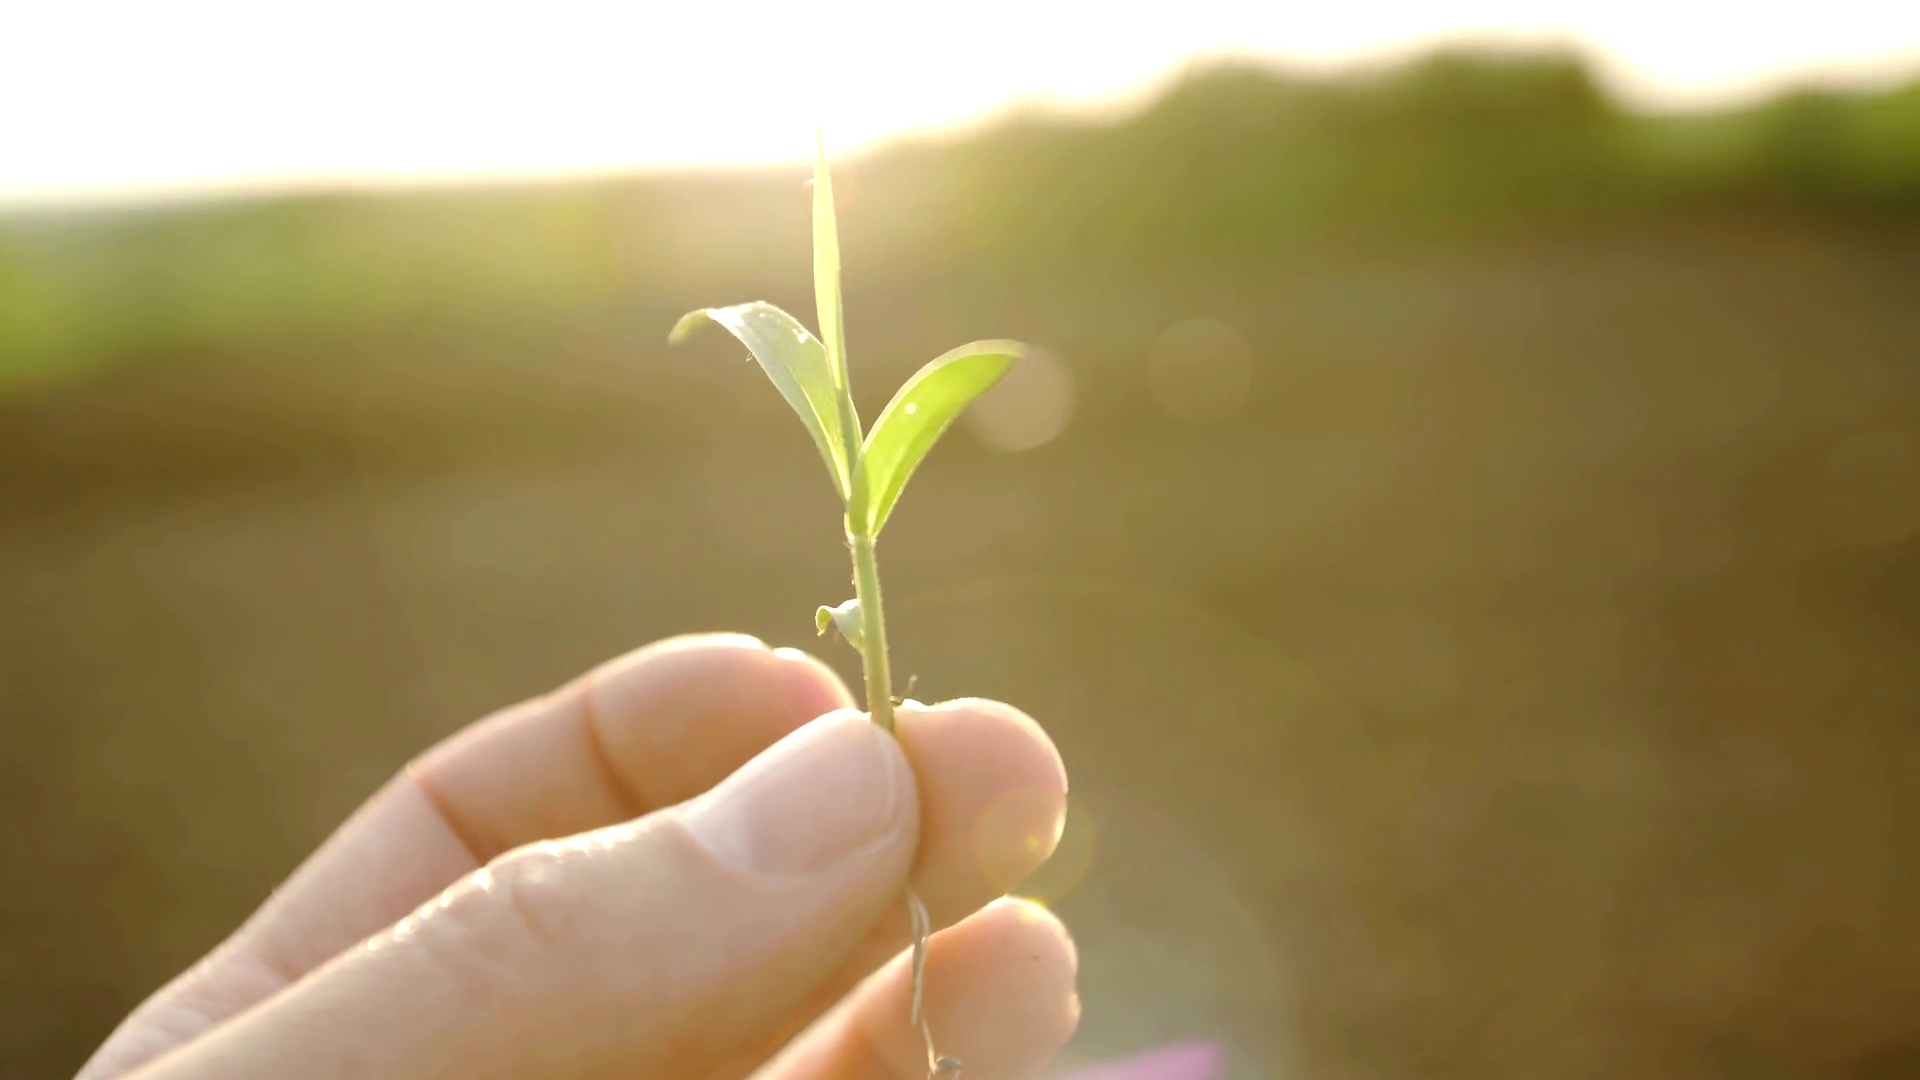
[[80, 633, 852, 1080]]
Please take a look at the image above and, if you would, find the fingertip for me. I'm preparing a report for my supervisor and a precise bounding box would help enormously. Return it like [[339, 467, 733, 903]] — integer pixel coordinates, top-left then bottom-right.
[[586, 636, 857, 809], [898, 896, 1081, 1079], [670, 707, 917, 880], [585, 633, 769, 706], [609, 632, 856, 715], [656, 631, 772, 653], [609, 634, 853, 719], [976, 897, 1079, 994], [901, 697, 1067, 796], [938, 898, 1082, 1072], [766, 646, 861, 721], [895, 699, 1069, 897]]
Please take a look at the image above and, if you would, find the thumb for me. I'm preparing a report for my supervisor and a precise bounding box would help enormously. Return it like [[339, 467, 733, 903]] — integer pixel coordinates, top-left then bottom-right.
[[133, 710, 918, 1080]]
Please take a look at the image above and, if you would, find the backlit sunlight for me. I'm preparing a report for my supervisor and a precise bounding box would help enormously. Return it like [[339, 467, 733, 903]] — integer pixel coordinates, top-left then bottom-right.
[[4, 0, 1918, 206]]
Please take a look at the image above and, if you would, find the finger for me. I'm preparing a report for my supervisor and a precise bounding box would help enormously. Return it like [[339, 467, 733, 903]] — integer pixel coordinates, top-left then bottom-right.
[[81, 634, 851, 1080], [132, 711, 922, 1080], [704, 697, 1068, 1079], [761, 898, 1080, 1080], [895, 700, 1069, 921]]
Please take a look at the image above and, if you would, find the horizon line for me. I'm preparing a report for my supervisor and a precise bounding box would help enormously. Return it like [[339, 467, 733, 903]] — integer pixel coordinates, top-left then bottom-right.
[[6, 39, 1918, 215]]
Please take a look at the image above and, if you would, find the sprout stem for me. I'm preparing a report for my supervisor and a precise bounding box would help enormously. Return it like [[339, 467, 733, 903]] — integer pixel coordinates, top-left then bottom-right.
[[848, 531, 894, 733], [848, 529, 949, 1075]]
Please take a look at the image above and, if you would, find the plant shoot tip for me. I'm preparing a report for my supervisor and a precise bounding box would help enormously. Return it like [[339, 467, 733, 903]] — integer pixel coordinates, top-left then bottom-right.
[[668, 309, 711, 345]]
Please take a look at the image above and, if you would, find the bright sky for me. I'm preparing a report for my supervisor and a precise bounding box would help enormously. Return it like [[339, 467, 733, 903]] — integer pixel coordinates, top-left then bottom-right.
[[5, 1, 1919, 206]]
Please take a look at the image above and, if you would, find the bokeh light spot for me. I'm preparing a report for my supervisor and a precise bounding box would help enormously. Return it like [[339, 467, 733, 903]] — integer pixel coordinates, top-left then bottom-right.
[[972, 783, 1073, 891], [1147, 319, 1252, 424], [967, 345, 1075, 452], [1009, 796, 1095, 905]]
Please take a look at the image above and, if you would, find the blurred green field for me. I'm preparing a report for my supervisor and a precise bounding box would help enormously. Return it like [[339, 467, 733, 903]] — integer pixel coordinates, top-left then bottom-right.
[[5, 49, 1920, 1078]]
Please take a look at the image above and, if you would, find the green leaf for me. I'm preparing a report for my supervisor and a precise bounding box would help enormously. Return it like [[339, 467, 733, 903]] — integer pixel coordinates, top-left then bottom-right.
[[854, 340, 1022, 536], [815, 597, 866, 653], [812, 131, 847, 393], [670, 301, 850, 499], [811, 132, 864, 476]]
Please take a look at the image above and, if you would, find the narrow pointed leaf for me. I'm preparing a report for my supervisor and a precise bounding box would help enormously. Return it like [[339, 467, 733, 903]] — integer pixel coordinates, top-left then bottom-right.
[[812, 132, 847, 392], [854, 341, 1023, 536], [815, 597, 866, 653], [812, 133, 863, 472], [670, 302, 849, 498]]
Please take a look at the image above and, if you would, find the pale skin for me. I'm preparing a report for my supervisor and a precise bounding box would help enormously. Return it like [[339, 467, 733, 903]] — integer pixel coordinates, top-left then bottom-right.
[[79, 633, 1078, 1079]]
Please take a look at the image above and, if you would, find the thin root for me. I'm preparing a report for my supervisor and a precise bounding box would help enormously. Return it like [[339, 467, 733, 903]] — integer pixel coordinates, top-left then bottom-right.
[[906, 887, 960, 1079]]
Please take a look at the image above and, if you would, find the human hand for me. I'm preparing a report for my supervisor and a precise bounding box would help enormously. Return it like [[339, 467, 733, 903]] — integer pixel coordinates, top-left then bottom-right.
[[79, 634, 1076, 1079]]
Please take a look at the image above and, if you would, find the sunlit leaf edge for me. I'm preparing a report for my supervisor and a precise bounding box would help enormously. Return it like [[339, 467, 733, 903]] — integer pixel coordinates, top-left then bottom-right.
[[854, 340, 1023, 536], [671, 303, 851, 498]]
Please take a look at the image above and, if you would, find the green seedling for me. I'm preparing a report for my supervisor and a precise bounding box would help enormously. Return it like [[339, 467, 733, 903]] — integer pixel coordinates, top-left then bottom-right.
[[670, 133, 1024, 1080]]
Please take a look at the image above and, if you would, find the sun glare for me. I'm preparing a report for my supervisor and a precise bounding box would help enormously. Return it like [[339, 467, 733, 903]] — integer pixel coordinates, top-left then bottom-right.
[[2, 0, 1917, 206]]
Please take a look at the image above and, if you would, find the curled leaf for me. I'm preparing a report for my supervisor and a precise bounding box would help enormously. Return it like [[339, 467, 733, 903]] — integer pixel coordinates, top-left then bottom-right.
[[814, 597, 866, 653], [670, 302, 850, 498], [854, 341, 1023, 536]]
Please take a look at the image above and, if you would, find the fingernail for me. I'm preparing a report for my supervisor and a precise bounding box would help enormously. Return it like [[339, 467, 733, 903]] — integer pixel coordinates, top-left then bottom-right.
[[680, 710, 905, 875]]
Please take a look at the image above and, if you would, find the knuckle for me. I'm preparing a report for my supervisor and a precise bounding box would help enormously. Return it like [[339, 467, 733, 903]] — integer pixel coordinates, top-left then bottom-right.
[[407, 840, 605, 1006], [484, 840, 602, 963]]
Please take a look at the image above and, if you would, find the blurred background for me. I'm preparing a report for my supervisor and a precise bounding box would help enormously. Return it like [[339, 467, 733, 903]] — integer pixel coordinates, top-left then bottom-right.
[[5, 4, 1920, 1077]]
